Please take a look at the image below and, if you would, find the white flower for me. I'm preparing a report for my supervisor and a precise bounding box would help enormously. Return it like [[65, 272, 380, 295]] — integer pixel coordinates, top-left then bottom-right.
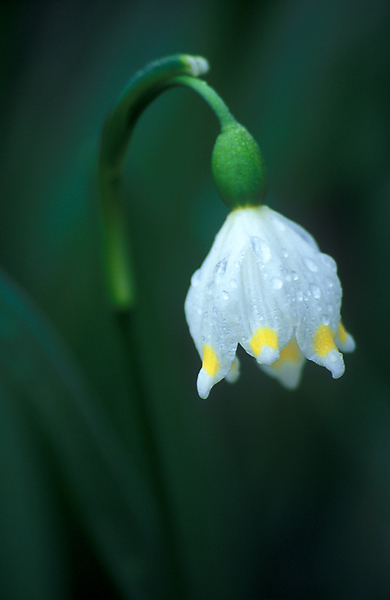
[[185, 205, 355, 399]]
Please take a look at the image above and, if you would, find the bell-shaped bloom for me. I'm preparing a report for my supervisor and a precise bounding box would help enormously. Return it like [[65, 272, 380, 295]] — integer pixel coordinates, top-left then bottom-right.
[[185, 205, 355, 399]]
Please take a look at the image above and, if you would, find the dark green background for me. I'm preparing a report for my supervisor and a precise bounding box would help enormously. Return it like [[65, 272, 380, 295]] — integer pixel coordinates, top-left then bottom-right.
[[1, 1, 389, 598]]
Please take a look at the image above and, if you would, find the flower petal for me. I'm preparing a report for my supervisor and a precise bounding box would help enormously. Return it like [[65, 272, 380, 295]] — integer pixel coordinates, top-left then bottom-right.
[[311, 323, 345, 378], [259, 338, 305, 389], [335, 321, 356, 353]]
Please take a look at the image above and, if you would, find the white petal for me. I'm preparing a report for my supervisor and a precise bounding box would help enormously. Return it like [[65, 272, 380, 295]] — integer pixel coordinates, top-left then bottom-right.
[[260, 360, 303, 390], [335, 322, 356, 353], [197, 367, 217, 399], [337, 332, 355, 353], [309, 323, 345, 379], [185, 210, 246, 357], [260, 338, 305, 389], [316, 348, 345, 379], [256, 206, 343, 374], [231, 209, 296, 362], [225, 355, 241, 384]]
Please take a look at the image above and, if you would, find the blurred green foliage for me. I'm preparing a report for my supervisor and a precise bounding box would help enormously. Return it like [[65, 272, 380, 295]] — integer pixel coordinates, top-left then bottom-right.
[[1, 1, 390, 598]]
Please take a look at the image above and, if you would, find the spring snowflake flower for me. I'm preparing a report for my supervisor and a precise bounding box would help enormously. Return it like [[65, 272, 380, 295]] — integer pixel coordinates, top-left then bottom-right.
[[185, 205, 355, 399]]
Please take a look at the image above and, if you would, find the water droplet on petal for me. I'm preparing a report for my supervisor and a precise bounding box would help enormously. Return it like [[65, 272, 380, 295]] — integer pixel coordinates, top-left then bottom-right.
[[297, 291, 303, 301], [214, 258, 228, 281], [222, 290, 229, 300], [327, 303, 333, 313], [326, 278, 334, 289], [304, 257, 318, 272], [282, 248, 289, 258], [271, 277, 283, 290], [321, 314, 330, 326], [292, 271, 299, 281], [230, 279, 237, 289], [310, 284, 321, 299], [250, 237, 272, 264]]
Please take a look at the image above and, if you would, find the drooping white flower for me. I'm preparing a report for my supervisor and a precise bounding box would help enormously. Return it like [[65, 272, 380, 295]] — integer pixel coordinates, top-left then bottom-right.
[[185, 205, 355, 399]]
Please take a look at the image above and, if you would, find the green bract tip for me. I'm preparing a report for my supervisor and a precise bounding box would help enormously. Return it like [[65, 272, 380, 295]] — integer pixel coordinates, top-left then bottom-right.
[[211, 124, 268, 209]]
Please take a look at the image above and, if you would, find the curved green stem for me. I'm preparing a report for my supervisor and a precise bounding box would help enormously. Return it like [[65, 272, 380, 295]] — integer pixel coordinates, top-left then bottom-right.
[[98, 54, 237, 309], [99, 55, 207, 308], [171, 75, 236, 131]]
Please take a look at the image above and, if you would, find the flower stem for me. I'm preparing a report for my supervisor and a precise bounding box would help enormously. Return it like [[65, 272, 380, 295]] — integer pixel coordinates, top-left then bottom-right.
[[171, 75, 236, 131], [99, 54, 210, 309], [98, 55, 239, 308]]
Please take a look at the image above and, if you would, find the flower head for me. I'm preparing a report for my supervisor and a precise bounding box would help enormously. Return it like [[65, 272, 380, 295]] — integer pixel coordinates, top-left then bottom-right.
[[185, 205, 355, 399]]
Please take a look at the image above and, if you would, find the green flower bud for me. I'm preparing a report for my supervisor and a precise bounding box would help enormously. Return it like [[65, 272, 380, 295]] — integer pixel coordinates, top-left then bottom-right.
[[211, 123, 267, 210]]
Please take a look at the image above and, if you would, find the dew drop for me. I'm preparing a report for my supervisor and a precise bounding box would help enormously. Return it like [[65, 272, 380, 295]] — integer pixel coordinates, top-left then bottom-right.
[[297, 291, 303, 301], [214, 258, 228, 281], [327, 303, 333, 313], [321, 314, 330, 326], [292, 271, 299, 281], [310, 284, 321, 299], [222, 290, 229, 300], [304, 257, 318, 272], [282, 248, 289, 258], [230, 279, 237, 289], [326, 277, 334, 289], [250, 236, 272, 264], [271, 277, 283, 290]]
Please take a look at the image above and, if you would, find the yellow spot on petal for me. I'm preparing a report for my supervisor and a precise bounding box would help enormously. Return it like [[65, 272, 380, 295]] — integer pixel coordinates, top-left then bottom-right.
[[337, 322, 347, 345], [202, 344, 219, 376], [250, 327, 278, 356], [313, 324, 337, 357], [275, 338, 301, 365]]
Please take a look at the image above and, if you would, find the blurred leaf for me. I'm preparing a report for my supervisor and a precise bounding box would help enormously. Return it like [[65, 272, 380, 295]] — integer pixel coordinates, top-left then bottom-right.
[[0, 267, 166, 598], [0, 374, 68, 600]]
